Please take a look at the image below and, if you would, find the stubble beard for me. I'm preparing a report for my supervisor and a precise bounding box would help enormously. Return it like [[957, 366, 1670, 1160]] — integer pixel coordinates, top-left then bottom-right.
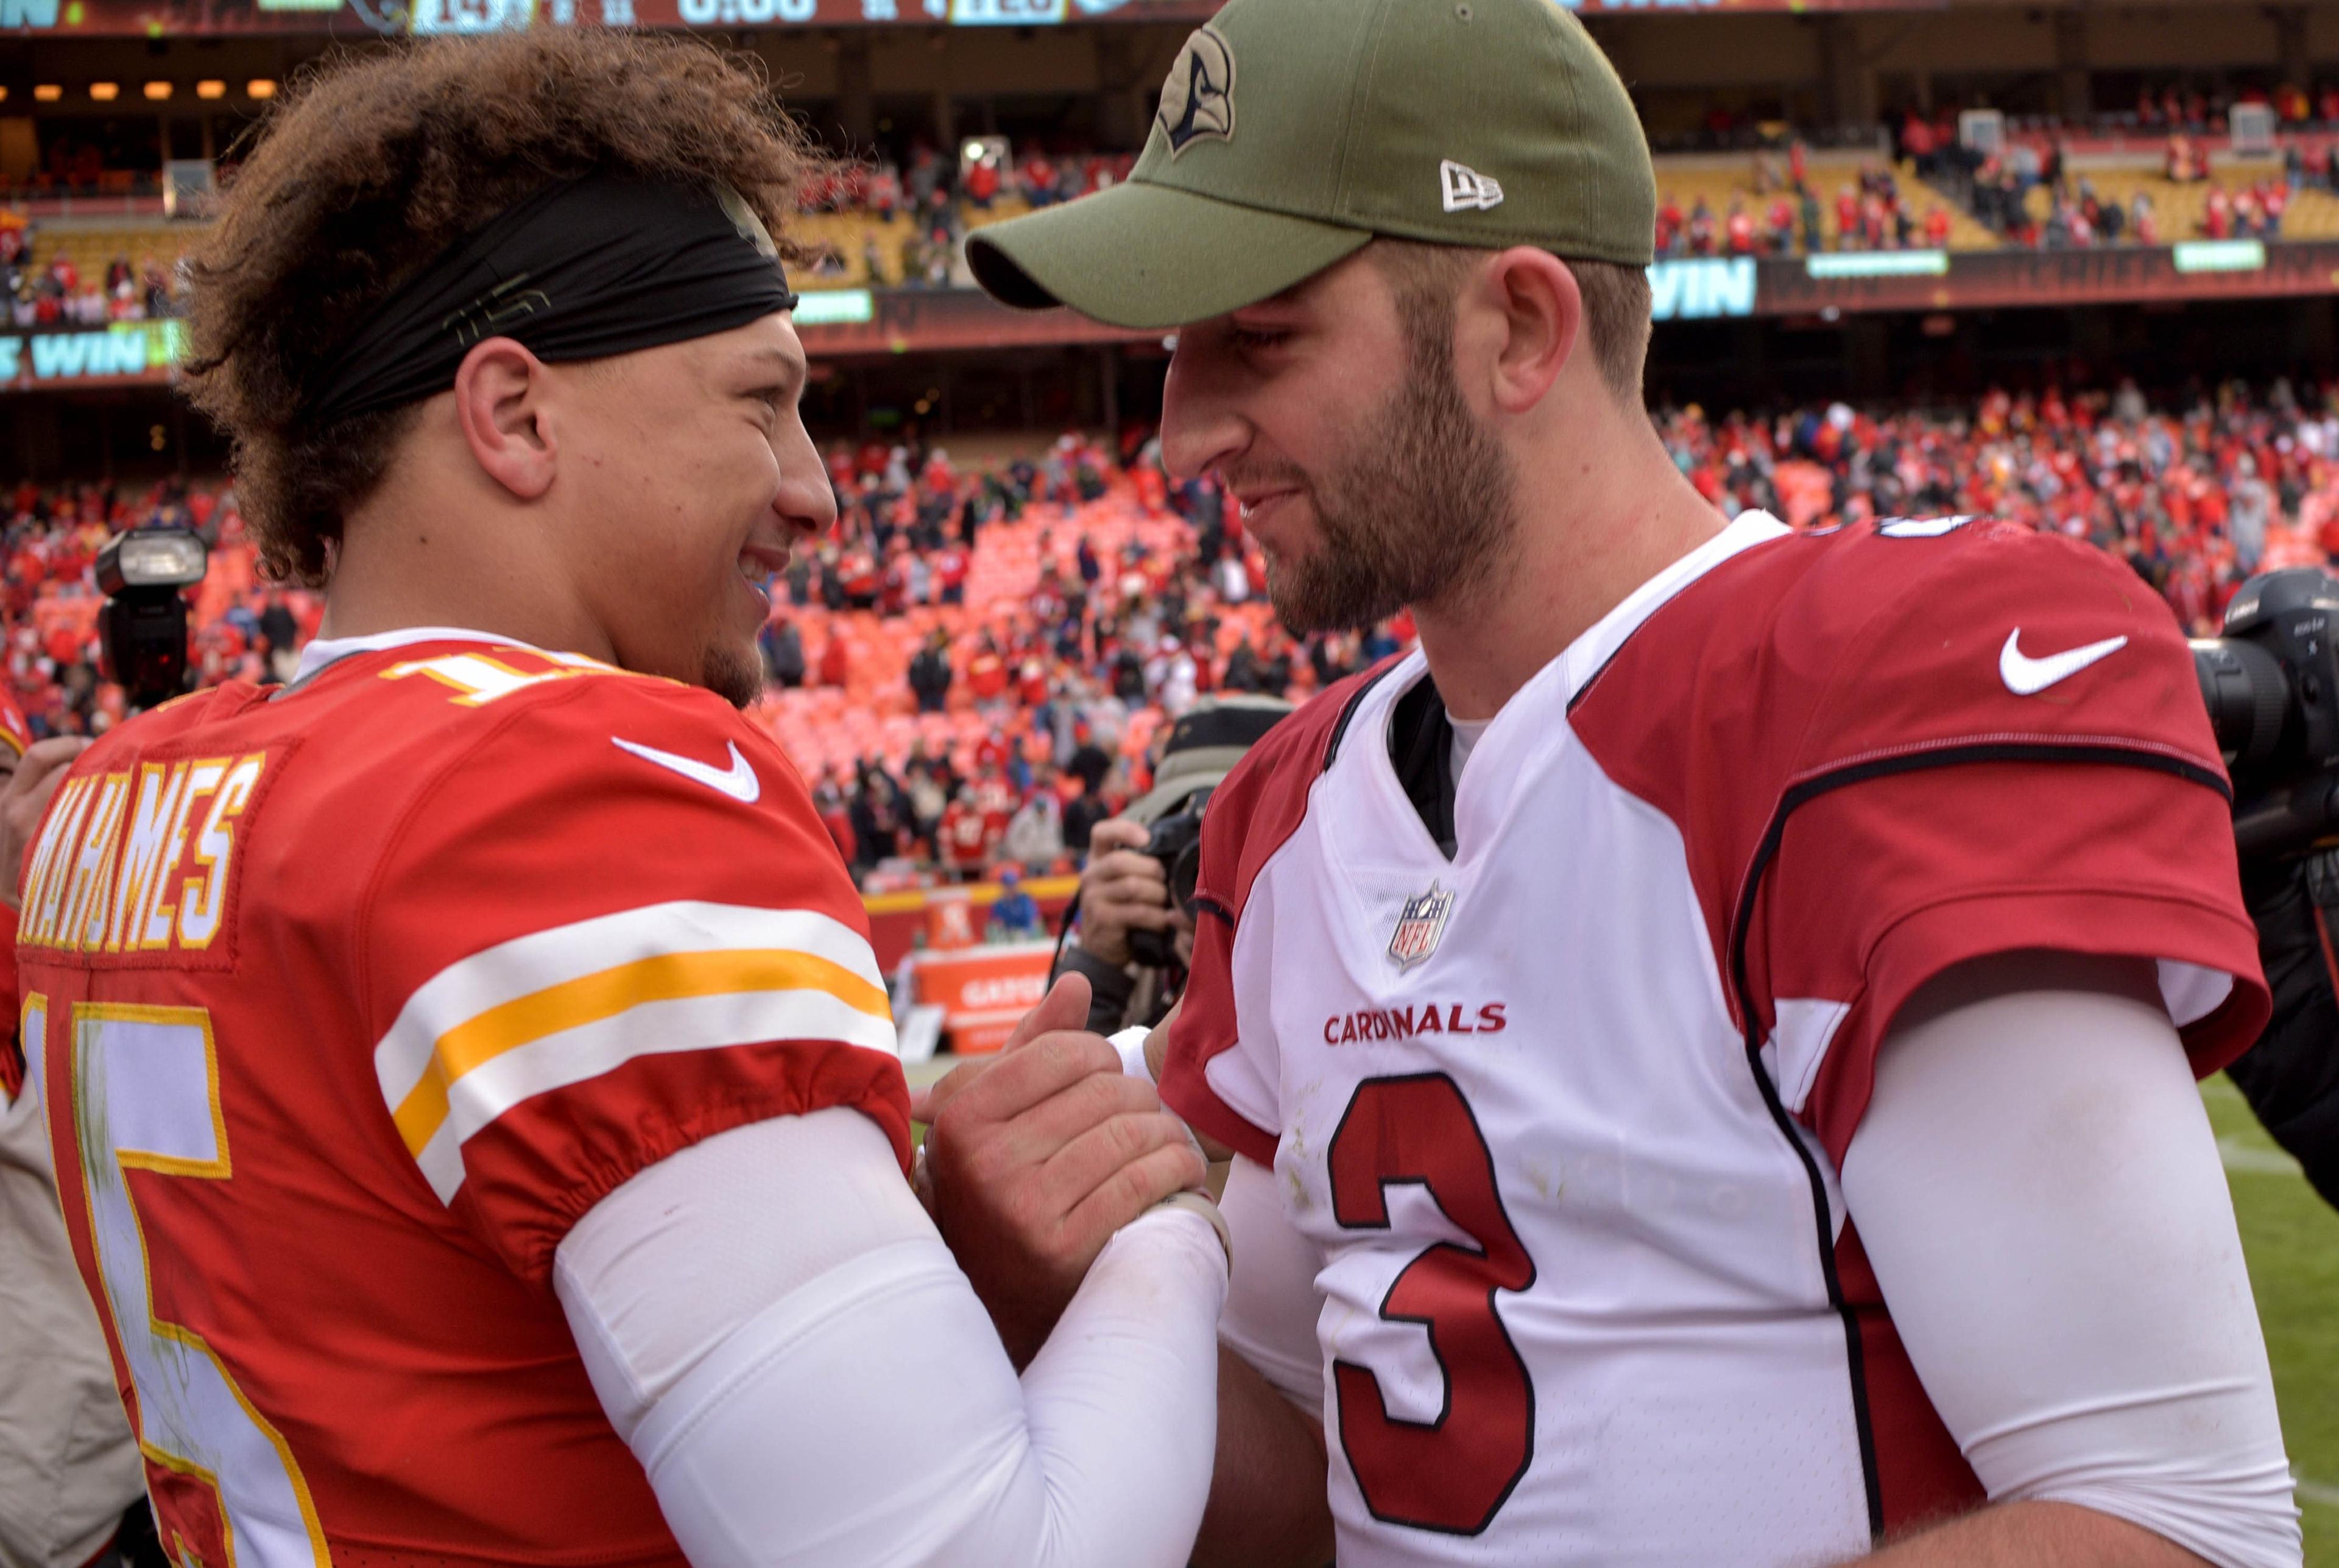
[[703, 639, 764, 709], [1264, 323, 1522, 636]]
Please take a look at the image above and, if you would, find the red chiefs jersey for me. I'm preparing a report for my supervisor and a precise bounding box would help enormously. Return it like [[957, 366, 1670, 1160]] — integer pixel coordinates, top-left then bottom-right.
[[15, 633, 909, 1568], [1163, 513, 2267, 1567], [0, 685, 29, 759]]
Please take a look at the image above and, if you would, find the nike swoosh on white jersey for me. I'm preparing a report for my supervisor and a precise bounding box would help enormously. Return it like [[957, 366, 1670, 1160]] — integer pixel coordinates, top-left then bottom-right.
[[1998, 629, 2129, 695], [611, 737, 761, 803]]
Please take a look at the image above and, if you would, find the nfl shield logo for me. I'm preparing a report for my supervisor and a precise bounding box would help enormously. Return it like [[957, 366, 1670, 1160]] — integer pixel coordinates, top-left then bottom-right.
[[1388, 883, 1455, 972]]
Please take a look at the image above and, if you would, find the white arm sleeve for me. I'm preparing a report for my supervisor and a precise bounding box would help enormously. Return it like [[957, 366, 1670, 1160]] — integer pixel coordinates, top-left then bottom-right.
[[552, 1106, 1228, 1568], [1216, 1153, 1326, 1411], [1841, 982, 2301, 1568]]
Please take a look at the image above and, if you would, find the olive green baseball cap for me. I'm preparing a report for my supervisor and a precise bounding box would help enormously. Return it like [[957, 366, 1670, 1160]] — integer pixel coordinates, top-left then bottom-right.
[[967, 0, 1656, 331]]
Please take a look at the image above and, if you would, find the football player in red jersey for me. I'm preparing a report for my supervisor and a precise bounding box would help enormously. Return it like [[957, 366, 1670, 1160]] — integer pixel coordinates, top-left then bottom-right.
[[952, 0, 2302, 1565], [15, 31, 1231, 1568]]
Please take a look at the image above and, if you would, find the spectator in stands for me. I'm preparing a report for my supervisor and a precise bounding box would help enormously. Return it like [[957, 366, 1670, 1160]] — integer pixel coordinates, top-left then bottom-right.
[[761, 619, 806, 689], [1724, 199, 1756, 256], [1762, 195, 1795, 254], [909, 629, 954, 713], [1902, 111, 1938, 180], [1002, 786, 1065, 874], [940, 782, 995, 880], [986, 867, 1042, 940], [965, 152, 1001, 211], [816, 627, 850, 689]]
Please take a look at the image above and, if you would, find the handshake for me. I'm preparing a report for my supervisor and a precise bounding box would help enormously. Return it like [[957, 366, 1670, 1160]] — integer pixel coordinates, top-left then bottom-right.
[[910, 971, 1212, 1366]]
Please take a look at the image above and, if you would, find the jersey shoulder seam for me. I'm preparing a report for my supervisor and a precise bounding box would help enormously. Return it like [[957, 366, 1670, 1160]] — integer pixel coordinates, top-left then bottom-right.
[[350, 668, 736, 1036]]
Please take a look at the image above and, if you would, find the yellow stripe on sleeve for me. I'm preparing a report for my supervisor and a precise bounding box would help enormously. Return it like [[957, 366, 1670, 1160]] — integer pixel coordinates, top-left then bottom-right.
[[390, 947, 892, 1157]]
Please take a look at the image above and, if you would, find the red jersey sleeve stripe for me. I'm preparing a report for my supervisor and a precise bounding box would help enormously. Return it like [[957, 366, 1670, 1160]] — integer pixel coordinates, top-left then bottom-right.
[[373, 901, 895, 1203]]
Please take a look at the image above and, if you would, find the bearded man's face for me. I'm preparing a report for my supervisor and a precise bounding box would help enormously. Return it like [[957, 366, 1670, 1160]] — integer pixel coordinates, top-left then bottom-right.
[[1160, 248, 1521, 638]]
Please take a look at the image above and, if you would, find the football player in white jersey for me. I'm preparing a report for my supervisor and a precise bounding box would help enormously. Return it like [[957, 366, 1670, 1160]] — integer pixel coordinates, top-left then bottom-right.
[[937, 0, 2306, 1564]]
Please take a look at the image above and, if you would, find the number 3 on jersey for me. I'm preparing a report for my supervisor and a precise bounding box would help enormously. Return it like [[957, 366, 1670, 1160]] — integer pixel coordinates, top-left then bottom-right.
[[35, 998, 331, 1568], [1327, 1073, 1537, 1535]]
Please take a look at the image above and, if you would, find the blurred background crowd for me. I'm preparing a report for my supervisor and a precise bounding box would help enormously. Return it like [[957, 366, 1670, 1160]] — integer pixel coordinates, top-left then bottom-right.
[[9, 375, 2333, 895]]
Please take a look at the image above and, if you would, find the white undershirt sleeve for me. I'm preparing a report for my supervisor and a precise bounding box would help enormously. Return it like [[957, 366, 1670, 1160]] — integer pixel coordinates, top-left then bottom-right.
[[552, 1106, 1228, 1568], [1841, 982, 2301, 1568], [1216, 1153, 1325, 1410]]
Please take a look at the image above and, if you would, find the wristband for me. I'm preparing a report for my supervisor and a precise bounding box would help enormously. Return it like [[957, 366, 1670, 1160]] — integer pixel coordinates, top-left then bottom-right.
[[1110, 1025, 1155, 1088], [1151, 1189, 1233, 1269]]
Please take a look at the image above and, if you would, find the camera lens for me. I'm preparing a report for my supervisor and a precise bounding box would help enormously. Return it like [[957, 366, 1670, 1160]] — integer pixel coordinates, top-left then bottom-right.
[[2192, 636, 2289, 772]]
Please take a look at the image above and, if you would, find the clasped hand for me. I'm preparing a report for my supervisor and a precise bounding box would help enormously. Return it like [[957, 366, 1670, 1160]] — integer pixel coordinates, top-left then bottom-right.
[[911, 973, 1205, 1367]]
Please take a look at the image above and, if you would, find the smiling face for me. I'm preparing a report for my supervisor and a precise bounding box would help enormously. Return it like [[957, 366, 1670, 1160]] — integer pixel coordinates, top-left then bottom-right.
[[552, 312, 833, 706], [1160, 246, 1520, 635]]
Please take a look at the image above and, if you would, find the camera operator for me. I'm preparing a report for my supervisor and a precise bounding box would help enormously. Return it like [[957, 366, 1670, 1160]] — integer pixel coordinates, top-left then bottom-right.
[[2235, 855, 2339, 1206], [1053, 695, 1291, 1038], [0, 703, 149, 1568], [2195, 566, 2339, 1207]]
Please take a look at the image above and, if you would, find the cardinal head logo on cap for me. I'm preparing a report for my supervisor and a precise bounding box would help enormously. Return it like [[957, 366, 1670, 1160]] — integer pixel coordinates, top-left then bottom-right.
[[1157, 26, 1237, 157]]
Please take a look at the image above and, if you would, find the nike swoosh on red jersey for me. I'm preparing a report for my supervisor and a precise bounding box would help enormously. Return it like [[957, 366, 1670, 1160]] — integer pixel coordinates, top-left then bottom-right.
[[611, 737, 761, 803], [1998, 629, 2129, 695]]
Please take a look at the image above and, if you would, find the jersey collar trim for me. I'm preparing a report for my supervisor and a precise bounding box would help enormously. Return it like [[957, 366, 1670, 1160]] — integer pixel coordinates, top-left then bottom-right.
[[291, 627, 542, 687]]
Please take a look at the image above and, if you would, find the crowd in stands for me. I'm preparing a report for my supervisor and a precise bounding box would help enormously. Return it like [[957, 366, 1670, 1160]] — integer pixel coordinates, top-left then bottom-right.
[[14, 379, 2339, 889], [793, 142, 1137, 289], [1656, 376, 2335, 631], [1656, 150, 1951, 256], [18, 100, 2339, 306], [0, 221, 182, 329]]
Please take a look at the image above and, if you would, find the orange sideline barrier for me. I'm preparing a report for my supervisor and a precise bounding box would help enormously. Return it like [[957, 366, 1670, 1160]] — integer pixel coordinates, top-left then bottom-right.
[[909, 940, 1058, 1054], [863, 875, 1076, 972]]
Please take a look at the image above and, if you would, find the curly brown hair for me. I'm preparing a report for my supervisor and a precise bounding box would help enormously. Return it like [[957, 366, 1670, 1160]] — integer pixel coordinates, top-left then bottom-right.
[[180, 29, 821, 586]]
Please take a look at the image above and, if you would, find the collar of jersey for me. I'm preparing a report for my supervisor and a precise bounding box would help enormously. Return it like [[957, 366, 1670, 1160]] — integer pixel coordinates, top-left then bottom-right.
[[1342, 509, 1793, 868], [291, 626, 538, 687]]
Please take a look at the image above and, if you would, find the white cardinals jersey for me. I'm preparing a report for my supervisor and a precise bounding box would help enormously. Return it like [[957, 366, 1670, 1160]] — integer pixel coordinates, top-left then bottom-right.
[[1160, 511, 2269, 1567]]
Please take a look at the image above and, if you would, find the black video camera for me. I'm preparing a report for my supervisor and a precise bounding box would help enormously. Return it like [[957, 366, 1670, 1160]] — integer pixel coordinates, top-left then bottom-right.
[[96, 527, 210, 711], [2193, 566, 2339, 859], [1124, 787, 1212, 970]]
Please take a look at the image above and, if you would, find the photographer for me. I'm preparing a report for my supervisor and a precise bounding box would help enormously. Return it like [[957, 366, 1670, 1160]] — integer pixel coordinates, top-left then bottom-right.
[[2235, 854, 2339, 1206], [0, 709, 147, 1568], [2196, 566, 2339, 1208], [1053, 695, 1290, 1037]]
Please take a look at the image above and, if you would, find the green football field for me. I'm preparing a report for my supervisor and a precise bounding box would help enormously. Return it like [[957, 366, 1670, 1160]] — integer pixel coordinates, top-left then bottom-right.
[[2204, 1076, 2339, 1566]]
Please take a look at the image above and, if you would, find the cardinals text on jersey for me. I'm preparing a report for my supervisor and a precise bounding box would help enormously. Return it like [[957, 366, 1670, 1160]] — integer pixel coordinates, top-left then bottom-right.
[[1163, 512, 2268, 1568], [14, 636, 910, 1568]]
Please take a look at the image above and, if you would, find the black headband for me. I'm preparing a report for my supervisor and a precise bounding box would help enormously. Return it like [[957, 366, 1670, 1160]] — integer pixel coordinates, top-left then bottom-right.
[[302, 174, 800, 427]]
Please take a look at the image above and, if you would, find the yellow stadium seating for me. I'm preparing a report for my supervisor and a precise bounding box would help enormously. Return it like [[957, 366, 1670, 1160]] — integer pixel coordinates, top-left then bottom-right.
[[23, 223, 193, 289], [2017, 160, 2339, 242], [1650, 155, 2000, 253]]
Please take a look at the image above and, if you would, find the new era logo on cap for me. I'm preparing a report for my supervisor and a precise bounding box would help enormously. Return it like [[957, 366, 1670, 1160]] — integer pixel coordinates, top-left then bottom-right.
[[1441, 160, 1504, 213]]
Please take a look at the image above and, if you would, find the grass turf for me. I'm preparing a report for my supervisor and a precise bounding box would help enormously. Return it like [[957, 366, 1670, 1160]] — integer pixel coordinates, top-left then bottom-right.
[[2204, 1075, 2339, 1566]]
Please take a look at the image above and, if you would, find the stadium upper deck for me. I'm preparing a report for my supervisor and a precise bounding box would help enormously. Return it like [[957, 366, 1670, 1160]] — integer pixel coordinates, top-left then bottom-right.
[[12, 0, 2339, 408]]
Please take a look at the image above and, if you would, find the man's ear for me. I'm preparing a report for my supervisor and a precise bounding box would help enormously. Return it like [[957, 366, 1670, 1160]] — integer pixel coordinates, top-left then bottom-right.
[[1477, 247, 1581, 418], [451, 337, 558, 502]]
